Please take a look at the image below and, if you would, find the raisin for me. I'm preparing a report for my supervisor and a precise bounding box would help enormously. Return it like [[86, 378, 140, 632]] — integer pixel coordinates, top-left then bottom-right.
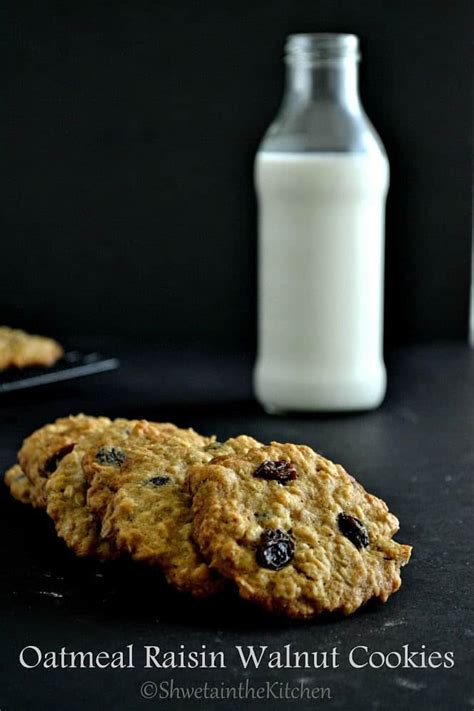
[[44, 443, 75, 474], [337, 513, 369, 549], [95, 446, 126, 466], [148, 476, 170, 487], [253, 460, 297, 485], [256, 528, 295, 570]]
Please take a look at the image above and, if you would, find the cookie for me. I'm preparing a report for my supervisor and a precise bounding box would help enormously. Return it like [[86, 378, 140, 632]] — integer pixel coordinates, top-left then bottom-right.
[[45, 419, 202, 560], [46, 436, 119, 560], [4, 465, 33, 505], [18, 414, 111, 507], [189, 443, 412, 618], [0, 326, 63, 371], [82, 419, 211, 520], [96, 435, 262, 597]]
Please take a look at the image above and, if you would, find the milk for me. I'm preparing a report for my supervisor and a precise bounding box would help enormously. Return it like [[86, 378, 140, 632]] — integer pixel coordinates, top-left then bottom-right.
[[254, 151, 389, 412]]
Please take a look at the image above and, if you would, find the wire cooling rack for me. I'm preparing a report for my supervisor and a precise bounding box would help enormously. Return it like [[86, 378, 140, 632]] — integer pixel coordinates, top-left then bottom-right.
[[0, 351, 119, 393]]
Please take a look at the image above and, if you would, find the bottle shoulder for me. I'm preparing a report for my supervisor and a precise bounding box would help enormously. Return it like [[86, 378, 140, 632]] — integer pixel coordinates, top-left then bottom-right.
[[259, 102, 387, 156]]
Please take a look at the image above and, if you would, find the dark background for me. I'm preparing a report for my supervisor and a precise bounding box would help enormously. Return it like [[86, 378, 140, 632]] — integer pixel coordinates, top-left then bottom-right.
[[2, 0, 472, 349]]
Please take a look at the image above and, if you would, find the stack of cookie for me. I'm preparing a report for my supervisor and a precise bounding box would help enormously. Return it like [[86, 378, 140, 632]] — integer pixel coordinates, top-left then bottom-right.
[[0, 326, 63, 371], [4, 415, 412, 618]]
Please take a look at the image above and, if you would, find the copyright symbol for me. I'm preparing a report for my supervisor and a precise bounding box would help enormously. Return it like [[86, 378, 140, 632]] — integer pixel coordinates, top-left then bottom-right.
[[140, 681, 158, 699]]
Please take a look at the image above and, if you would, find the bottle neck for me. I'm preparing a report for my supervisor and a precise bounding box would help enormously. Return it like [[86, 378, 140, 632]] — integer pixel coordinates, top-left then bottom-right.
[[283, 59, 361, 111]]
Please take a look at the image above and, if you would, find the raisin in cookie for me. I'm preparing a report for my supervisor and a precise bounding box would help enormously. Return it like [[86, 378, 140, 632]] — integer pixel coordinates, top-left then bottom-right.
[[96, 435, 262, 597], [4, 465, 33, 505], [18, 414, 111, 507], [189, 443, 412, 618], [0, 326, 63, 371]]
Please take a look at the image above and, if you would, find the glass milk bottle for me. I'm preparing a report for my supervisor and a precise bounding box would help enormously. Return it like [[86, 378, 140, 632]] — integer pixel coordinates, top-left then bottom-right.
[[254, 33, 389, 412]]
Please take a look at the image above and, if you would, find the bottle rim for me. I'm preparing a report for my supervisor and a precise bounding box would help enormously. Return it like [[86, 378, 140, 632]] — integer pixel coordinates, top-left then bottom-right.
[[285, 33, 360, 64]]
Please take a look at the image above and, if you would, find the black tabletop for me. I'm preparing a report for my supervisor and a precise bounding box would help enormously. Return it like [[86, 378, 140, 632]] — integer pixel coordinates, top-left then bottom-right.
[[1, 340, 472, 711]]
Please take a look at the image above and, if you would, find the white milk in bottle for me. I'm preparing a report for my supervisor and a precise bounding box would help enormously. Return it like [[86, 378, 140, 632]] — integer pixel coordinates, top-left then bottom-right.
[[254, 34, 389, 412]]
